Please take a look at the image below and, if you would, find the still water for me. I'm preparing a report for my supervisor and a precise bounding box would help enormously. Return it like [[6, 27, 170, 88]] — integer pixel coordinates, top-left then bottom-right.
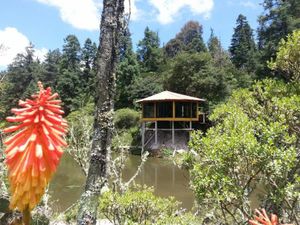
[[49, 154, 194, 213]]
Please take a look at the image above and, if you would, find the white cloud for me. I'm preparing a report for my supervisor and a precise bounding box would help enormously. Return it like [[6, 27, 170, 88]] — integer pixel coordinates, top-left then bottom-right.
[[240, 1, 258, 9], [125, 0, 141, 21], [35, 0, 100, 31], [35, 48, 48, 62], [0, 27, 47, 68], [35, 0, 141, 31], [149, 0, 214, 24]]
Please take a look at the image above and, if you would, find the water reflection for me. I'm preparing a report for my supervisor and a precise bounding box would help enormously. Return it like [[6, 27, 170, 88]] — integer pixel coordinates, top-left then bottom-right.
[[122, 155, 194, 209], [49, 154, 86, 212], [49, 153, 194, 212]]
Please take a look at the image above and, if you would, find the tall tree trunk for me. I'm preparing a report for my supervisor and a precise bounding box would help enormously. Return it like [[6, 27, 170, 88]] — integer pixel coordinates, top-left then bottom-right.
[[77, 1, 124, 224]]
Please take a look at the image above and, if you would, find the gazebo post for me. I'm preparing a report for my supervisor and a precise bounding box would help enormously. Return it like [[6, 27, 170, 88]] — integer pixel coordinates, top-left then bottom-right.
[[141, 122, 145, 153], [189, 121, 192, 140], [172, 121, 175, 145], [155, 121, 158, 145]]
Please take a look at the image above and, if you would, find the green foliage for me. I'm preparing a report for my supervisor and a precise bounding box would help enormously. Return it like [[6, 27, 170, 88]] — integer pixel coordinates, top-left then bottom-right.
[[187, 79, 300, 224], [67, 102, 94, 122], [0, 44, 42, 119], [99, 187, 199, 225], [175, 21, 206, 53], [40, 49, 61, 89], [57, 35, 83, 113], [0, 34, 98, 119], [112, 129, 133, 148], [163, 52, 246, 106], [137, 27, 162, 72], [112, 108, 140, 150], [66, 103, 94, 145], [268, 29, 300, 81], [116, 29, 140, 109], [164, 21, 206, 58], [164, 38, 184, 58], [64, 204, 80, 223], [161, 147, 173, 157], [207, 29, 226, 64], [258, 0, 300, 67], [128, 72, 164, 104], [81, 38, 97, 99], [230, 14, 258, 73], [114, 108, 140, 130]]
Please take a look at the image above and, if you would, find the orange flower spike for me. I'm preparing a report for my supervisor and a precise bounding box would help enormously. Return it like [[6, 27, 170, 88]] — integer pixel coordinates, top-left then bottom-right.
[[3, 81, 68, 212], [248, 209, 279, 225]]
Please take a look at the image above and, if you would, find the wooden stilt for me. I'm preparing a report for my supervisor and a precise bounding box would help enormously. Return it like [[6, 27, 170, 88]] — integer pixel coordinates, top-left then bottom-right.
[[172, 121, 175, 145], [142, 122, 145, 153], [189, 121, 192, 141], [155, 121, 158, 145]]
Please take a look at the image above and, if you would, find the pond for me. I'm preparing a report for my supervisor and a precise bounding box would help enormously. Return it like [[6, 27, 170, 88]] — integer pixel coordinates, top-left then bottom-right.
[[49, 153, 195, 213]]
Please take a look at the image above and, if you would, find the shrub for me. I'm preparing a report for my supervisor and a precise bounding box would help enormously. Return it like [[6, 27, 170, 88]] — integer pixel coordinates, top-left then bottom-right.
[[114, 108, 140, 130], [187, 79, 300, 224], [99, 186, 199, 225]]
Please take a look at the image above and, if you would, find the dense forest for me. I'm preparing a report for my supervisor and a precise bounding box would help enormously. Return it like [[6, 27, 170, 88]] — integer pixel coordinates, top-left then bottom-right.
[[0, 0, 300, 224], [0, 0, 299, 117]]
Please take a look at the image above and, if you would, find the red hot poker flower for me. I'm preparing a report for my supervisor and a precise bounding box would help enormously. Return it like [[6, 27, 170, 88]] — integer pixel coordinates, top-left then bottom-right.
[[3, 82, 68, 211], [249, 209, 293, 225]]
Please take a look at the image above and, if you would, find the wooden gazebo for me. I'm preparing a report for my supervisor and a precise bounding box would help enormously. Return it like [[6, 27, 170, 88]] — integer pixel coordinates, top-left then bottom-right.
[[136, 91, 206, 151]]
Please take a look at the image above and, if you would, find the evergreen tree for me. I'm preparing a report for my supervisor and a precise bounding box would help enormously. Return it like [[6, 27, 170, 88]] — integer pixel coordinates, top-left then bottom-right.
[[163, 52, 232, 105], [229, 14, 257, 72], [164, 38, 184, 58], [82, 38, 97, 71], [81, 38, 97, 99], [164, 21, 206, 58], [176, 21, 207, 53], [208, 29, 230, 67], [208, 29, 221, 56], [115, 29, 140, 108], [60, 35, 81, 70], [258, 0, 300, 61], [57, 35, 82, 113], [41, 49, 62, 89], [268, 29, 300, 81], [137, 27, 162, 72], [0, 44, 42, 118]]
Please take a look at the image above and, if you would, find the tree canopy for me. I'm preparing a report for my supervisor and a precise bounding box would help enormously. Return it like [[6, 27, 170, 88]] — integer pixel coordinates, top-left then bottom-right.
[[188, 79, 300, 224], [229, 14, 258, 73]]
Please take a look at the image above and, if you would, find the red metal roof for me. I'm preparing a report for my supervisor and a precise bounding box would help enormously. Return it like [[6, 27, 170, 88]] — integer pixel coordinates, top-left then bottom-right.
[[136, 91, 205, 103]]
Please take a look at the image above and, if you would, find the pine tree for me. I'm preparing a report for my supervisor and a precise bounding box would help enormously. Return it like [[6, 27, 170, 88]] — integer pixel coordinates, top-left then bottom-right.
[[57, 35, 82, 113], [81, 38, 97, 99], [0, 44, 42, 118], [258, 0, 300, 61], [60, 35, 81, 70], [229, 14, 257, 72], [164, 38, 184, 58], [115, 29, 140, 108], [41, 49, 61, 89], [207, 29, 230, 67], [164, 21, 206, 58], [176, 21, 207, 53], [137, 27, 162, 72]]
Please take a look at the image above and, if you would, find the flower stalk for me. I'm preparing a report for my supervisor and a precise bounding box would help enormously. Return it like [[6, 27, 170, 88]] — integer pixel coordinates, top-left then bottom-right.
[[22, 206, 31, 225]]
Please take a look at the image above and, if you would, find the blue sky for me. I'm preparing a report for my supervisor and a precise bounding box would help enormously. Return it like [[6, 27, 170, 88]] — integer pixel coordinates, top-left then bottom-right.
[[0, 0, 263, 70]]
